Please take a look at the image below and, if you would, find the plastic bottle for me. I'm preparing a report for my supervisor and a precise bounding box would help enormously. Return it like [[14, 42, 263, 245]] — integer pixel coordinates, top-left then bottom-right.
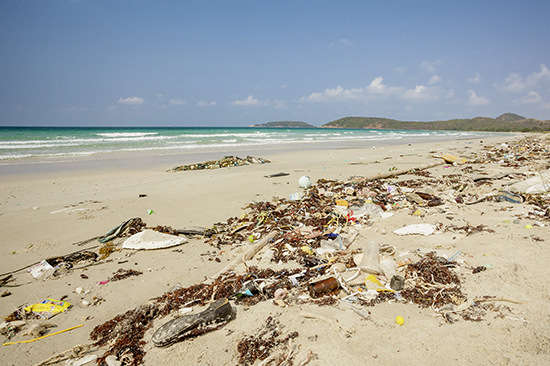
[[359, 241, 381, 274], [379, 256, 397, 279]]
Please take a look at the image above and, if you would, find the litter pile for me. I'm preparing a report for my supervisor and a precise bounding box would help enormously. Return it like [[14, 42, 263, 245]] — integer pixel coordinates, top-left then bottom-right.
[[2, 135, 549, 365], [86, 137, 549, 364], [169, 156, 271, 172]]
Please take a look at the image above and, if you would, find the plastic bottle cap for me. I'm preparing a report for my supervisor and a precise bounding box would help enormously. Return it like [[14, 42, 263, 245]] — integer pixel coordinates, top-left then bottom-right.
[[396, 316, 405, 325]]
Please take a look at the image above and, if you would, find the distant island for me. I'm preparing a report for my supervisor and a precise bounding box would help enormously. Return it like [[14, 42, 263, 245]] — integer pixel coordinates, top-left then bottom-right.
[[249, 121, 315, 128], [252, 113, 550, 132]]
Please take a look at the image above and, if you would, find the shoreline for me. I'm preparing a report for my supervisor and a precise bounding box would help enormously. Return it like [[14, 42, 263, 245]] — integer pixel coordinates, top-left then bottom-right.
[[0, 132, 509, 176]]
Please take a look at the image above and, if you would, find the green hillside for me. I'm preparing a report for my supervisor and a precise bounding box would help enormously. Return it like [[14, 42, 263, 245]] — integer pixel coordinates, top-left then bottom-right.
[[321, 114, 550, 132], [495, 113, 526, 122]]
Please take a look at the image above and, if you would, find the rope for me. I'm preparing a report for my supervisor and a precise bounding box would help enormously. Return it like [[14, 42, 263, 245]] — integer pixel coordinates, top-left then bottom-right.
[[3, 324, 84, 346]]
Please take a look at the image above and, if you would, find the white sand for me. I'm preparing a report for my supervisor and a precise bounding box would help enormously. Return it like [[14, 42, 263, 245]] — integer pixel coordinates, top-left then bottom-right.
[[1, 134, 549, 365]]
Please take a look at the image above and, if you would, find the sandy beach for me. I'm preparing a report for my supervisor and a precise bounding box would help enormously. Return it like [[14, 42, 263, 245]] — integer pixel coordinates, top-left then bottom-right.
[[1, 133, 549, 366]]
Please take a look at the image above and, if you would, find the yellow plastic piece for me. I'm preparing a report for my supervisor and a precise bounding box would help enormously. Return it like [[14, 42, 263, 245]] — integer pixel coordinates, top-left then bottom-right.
[[335, 199, 349, 207], [2, 324, 83, 346], [24, 299, 71, 319], [365, 274, 394, 292], [440, 154, 467, 165]]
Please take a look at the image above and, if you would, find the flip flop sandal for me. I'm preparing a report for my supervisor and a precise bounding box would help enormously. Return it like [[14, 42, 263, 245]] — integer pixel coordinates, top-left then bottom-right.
[[152, 298, 234, 347]]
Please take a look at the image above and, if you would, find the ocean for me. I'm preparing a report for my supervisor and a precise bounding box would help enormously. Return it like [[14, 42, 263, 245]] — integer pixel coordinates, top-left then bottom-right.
[[0, 126, 494, 162]]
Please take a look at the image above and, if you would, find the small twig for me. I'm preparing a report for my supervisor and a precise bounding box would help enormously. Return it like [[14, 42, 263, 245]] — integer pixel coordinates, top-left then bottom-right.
[[32, 343, 95, 366], [296, 350, 314, 366], [475, 297, 526, 304]]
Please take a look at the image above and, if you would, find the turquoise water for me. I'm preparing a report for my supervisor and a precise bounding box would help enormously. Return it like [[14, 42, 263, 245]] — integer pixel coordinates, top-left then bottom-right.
[[0, 126, 492, 161]]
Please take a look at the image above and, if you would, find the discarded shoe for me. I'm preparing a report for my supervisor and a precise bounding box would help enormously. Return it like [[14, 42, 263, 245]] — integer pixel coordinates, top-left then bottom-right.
[[152, 298, 234, 347], [495, 190, 524, 204]]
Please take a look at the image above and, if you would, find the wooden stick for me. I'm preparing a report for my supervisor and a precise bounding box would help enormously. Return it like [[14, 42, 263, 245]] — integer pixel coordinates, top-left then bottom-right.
[[32, 344, 95, 366], [474, 297, 526, 304], [242, 231, 277, 261], [207, 231, 277, 282]]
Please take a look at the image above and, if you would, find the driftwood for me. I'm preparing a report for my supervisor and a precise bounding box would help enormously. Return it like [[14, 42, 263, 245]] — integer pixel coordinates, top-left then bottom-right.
[[32, 343, 95, 366], [207, 231, 277, 282]]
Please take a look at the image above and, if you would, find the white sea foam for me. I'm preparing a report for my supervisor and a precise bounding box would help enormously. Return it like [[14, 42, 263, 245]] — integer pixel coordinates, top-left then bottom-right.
[[95, 132, 159, 137], [0, 127, 497, 161]]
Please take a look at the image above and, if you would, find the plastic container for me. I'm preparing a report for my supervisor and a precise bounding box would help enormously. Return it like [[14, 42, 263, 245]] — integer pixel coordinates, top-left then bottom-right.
[[359, 241, 380, 274], [379, 257, 397, 279]]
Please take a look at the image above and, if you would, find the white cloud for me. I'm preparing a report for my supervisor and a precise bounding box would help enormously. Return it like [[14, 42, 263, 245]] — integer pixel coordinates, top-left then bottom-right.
[[300, 77, 403, 103], [231, 95, 286, 108], [300, 77, 454, 104], [170, 99, 187, 106], [526, 64, 550, 85], [498, 73, 525, 92], [496, 64, 550, 92], [402, 85, 448, 102], [467, 90, 490, 106], [118, 97, 144, 105], [366, 77, 403, 95], [197, 101, 217, 107], [231, 95, 264, 106], [429, 75, 441, 85], [300, 85, 355, 102], [468, 72, 481, 83], [420, 60, 442, 73], [514, 90, 542, 105]]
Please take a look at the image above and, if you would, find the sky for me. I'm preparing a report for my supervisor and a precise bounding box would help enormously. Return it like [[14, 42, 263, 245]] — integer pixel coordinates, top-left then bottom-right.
[[1, 0, 549, 127]]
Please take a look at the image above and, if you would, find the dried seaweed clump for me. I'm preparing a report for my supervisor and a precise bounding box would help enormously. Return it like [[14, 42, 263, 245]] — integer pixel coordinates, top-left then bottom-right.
[[127, 218, 147, 236], [90, 304, 158, 366], [110, 268, 143, 282], [170, 156, 270, 172], [237, 316, 299, 366], [152, 225, 179, 236], [401, 252, 466, 308], [445, 223, 495, 236]]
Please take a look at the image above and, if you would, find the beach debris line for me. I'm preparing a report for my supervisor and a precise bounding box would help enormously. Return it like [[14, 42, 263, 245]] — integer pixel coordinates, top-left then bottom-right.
[[169, 155, 271, 172]]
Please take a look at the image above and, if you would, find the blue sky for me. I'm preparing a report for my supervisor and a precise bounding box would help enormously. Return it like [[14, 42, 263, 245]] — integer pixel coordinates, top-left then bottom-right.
[[1, 1, 549, 126]]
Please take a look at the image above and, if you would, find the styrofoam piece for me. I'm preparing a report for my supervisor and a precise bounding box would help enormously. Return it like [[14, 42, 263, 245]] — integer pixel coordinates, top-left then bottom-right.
[[122, 229, 187, 250], [393, 223, 436, 236]]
